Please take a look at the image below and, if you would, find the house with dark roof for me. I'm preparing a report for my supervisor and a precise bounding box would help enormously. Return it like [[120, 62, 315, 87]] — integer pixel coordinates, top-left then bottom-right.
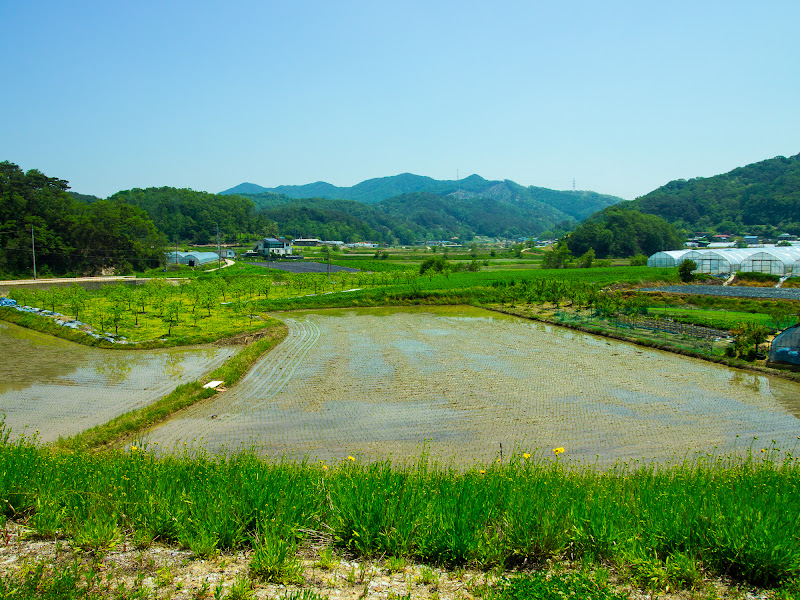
[[252, 237, 293, 257]]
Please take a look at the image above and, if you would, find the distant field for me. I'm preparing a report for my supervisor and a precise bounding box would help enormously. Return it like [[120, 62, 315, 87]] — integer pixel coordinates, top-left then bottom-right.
[[249, 260, 360, 274], [656, 307, 775, 329]]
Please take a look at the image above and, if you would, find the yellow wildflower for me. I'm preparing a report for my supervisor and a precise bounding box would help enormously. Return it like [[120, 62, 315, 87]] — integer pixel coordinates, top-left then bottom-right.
[[347, 455, 355, 461], [479, 469, 486, 474], [523, 453, 531, 460], [553, 447, 565, 455]]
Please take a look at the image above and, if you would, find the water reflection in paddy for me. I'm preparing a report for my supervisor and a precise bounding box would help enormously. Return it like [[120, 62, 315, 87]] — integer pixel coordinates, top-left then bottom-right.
[[0, 321, 238, 441], [145, 306, 800, 466]]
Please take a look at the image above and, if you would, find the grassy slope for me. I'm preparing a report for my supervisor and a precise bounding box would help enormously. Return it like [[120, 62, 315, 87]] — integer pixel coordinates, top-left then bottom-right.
[[1, 436, 798, 591]]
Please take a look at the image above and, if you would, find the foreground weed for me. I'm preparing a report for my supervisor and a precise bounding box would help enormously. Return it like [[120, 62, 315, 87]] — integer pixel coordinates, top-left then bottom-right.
[[213, 581, 225, 600], [416, 565, 439, 587], [0, 560, 145, 600], [314, 546, 339, 571], [28, 497, 67, 539], [132, 529, 154, 550], [155, 566, 175, 588], [622, 549, 702, 593], [193, 578, 211, 600], [71, 510, 121, 554], [624, 553, 670, 591], [773, 577, 800, 600], [189, 530, 220, 559], [665, 552, 703, 590], [249, 532, 304, 585], [282, 591, 329, 600], [224, 576, 255, 600], [384, 555, 407, 573], [486, 571, 629, 600]]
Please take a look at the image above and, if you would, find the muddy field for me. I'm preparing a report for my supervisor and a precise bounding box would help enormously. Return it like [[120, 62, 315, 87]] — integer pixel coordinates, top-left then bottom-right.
[[0, 321, 238, 441], [143, 307, 800, 466]]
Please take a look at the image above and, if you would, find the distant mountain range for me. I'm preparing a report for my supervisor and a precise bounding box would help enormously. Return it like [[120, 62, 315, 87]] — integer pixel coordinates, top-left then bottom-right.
[[221, 173, 624, 243]]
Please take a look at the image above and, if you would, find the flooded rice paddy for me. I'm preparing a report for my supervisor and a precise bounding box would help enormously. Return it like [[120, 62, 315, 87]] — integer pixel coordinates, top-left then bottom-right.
[[142, 307, 800, 466], [0, 321, 238, 442]]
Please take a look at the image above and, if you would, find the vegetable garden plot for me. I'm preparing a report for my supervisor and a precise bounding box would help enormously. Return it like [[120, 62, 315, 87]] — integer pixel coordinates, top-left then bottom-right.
[[144, 307, 800, 466], [0, 321, 238, 442]]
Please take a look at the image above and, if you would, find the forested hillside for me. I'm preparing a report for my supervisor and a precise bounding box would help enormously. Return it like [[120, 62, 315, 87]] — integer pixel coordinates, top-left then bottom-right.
[[231, 174, 623, 242], [248, 191, 567, 244], [222, 173, 623, 240], [566, 206, 684, 258], [253, 196, 402, 244], [0, 162, 165, 277], [631, 153, 800, 235], [110, 188, 276, 245]]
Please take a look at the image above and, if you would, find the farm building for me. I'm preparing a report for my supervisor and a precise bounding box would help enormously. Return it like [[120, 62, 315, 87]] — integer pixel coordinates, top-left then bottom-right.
[[252, 237, 293, 257], [166, 251, 220, 266], [293, 238, 321, 247], [648, 247, 800, 276], [769, 325, 800, 365]]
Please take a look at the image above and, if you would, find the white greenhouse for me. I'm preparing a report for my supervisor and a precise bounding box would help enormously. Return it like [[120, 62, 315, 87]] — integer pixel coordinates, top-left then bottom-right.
[[166, 251, 220, 266], [646, 250, 692, 268], [738, 248, 800, 276], [647, 247, 800, 276]]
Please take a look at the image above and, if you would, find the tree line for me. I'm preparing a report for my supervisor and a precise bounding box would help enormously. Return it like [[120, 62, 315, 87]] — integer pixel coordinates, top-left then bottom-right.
[[0, 162, 165, 277], [110, 187, 276, 245], [563, 206, 684, 259]]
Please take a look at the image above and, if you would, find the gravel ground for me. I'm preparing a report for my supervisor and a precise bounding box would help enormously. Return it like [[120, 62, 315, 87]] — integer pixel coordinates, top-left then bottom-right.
[[251, 261, 360, 274], [641, 285, 800, 300], [0, 522, 773, 600]]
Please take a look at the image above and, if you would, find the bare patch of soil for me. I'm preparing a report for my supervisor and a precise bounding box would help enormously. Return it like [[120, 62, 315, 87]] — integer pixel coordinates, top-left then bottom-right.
[[215, 325, 286, 347]]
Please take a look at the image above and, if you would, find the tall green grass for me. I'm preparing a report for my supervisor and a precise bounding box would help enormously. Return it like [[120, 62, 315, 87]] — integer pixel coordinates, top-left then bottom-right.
[[2, 427, 798, 589]]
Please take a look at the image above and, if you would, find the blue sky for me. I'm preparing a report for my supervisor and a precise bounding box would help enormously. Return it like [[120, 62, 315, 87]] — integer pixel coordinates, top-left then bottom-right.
[[3, 0, 798, 200]]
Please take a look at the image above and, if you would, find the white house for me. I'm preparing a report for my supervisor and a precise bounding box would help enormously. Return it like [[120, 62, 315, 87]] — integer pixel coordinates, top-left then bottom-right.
[[252, 237, 293, 257]]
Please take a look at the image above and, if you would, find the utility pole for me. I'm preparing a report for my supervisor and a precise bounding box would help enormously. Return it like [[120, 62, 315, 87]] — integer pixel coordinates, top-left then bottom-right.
[[31, 225, 37, 280], [216, 223, 221, 270]]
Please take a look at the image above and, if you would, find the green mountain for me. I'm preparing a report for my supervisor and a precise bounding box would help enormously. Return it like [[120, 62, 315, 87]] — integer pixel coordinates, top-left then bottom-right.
[[221, 182, 277, 196], [629, 153, 800, 235], [223, 173, 624, 242], [109, 187, 275, 245]]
